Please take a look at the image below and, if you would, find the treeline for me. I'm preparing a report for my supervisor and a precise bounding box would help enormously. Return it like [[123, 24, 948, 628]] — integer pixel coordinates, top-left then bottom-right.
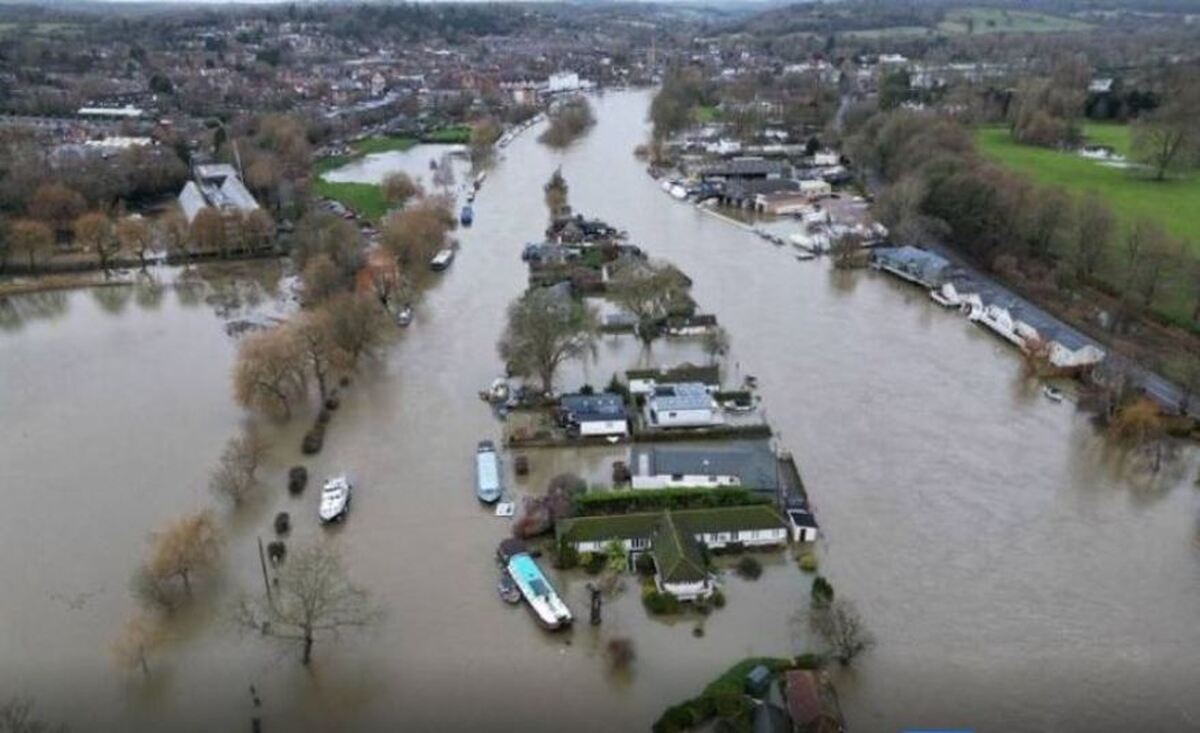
[[848, 109, 1199, 330]]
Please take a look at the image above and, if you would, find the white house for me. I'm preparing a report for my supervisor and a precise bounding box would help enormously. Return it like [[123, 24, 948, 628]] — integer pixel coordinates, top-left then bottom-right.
[[644, 383, 722, 429], [798, 179, 832, 197], [630, 441, 780, 492], [178, 163, 261, 224], [556, 505, 790, 601], [559, 393, 629, 438]]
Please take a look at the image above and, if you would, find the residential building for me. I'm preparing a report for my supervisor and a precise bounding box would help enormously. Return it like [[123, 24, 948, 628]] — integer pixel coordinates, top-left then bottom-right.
[[630, 441, 779, 492], [555, 505, 790, 600], [559, 393, 629, 437], [644, 382, 722, 429]]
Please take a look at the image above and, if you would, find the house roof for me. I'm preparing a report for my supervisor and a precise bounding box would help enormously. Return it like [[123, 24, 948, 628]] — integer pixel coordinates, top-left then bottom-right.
[[626, 363, 720, 386], [556, 505, 787, 545], [633, 441, 779, 490], [652, 511, 708, 584], [699, 157, 790, 178], [560, 393, 626, 422], [649, 383, 714, 412]]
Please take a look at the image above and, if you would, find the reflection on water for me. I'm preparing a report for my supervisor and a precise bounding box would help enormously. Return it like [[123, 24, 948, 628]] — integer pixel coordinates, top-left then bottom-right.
[[1, 91, 1198, 733]]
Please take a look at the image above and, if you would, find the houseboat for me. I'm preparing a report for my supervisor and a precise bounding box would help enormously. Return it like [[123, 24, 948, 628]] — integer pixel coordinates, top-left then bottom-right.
[[395, 304, 413, 327], [430, 248, 455, 271], [460, 205, 474, 226], [475, 440, 502, 504], [319, 476, 352, 524], [506, 551, 573, 630]]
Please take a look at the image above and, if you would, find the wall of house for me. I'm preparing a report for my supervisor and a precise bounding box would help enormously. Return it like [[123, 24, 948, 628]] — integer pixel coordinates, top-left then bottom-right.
[[579, 420, 628, 436], [697, 527, 788, 549], [648, 407, 719, 428], [631, 473, 740, 490], [657, 576, 711, 601]]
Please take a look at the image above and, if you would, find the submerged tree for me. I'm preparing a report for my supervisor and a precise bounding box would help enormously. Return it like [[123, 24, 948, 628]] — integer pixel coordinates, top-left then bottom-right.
[[116, 216, 154, 270], [132, 511, 222, 610], [498, 288, 597, 394], [538, 97, 595, 149], [74, 212, 118, 273], [810, 598, 873, 666], [8, 219, 54, 273], [236, 544, 379, 666], [209, 430, 270, 506], [233, 325, 308, 419], [380, 197, 455, 291], [380, 171, 421, 210], [111, 615, 166, 679], [543, 168, 570, 221], [1108, 397, 1168, 472]]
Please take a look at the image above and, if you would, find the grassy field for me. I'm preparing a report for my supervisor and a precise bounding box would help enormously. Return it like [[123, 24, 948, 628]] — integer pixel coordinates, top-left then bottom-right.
[[421, 126, 471, 144], [976, 123, 1200, 322], [312, 136, 416, 221], [846, 7, 1090, 39], [939, 7, 1092, 34]]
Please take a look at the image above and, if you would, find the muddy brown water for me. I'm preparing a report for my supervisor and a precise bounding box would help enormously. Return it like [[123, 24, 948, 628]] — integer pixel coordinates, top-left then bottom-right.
[[1, 90, 1198, 732]]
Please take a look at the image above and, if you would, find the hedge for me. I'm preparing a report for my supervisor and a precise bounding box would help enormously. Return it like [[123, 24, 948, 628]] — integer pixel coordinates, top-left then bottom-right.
[[575, 487, 769, 516], [652, 657, 793, 733]]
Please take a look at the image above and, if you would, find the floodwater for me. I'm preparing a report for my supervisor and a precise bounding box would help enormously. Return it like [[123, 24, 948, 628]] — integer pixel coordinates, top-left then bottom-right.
[[1, 90, 1198, 732], [321, 142, 474, 200]]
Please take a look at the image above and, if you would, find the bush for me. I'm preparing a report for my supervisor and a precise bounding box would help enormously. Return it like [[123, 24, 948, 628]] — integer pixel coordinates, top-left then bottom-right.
[[812, 576, 834, 607], [301, 424, 325, 455], [798, 550, 818, 572], [575, 487, 768, 516], [642, 589, 681, 615], [274, 512, 291, 535], [711, 589, 726, 608], [324, 393, 340, 410], [736, 556, 763, 580], [266, 540, 286, 564], [555, 542, 579, 570], [287, 466, 308, 495]]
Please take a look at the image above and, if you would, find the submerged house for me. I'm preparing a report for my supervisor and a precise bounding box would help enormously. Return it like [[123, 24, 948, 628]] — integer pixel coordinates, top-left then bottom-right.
[[630, 441, 779, 493], [556, 505, 789, 601], [644, 382, 722, 429], [869, 246, 950, 288], [558, 393, 629, 437]]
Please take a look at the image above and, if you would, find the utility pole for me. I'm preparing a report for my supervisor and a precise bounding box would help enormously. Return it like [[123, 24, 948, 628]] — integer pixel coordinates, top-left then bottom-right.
[[257, 536, 273, 608]]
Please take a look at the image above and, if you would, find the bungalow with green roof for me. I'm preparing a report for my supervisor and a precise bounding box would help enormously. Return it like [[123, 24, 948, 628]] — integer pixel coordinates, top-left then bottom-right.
[[556, 505, 789, 601]]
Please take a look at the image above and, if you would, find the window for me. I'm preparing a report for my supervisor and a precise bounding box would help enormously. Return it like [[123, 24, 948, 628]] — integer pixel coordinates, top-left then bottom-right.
[[671, 473, 683, 481]]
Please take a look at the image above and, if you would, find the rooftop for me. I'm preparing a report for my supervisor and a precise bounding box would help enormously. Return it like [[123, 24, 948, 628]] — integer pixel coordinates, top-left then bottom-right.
[[560, 392, 627, 421], [633, 441, 779, 490], [556, 504, 788, 545]]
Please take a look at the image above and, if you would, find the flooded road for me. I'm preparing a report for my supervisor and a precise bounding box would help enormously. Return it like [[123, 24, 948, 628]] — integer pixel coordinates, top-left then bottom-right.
[[2, 90, 1198, 732]]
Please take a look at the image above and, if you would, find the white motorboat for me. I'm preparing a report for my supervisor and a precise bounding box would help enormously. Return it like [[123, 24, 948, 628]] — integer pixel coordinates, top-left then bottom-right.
[[430, 248, 455, 271], [395, 305, 413, 327], [1043, 385, 1065, 403], [319, 476, 352, 523]]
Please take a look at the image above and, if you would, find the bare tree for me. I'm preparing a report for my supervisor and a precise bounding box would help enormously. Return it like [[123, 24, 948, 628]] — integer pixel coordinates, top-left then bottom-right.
[[810, 597, 874, 666], [233, 325, 308, 419], [190, 208, 228, 256], [299, 253, 347, 305], [132, 510, 222, 609], [236, 544, 380, 666], [8, 219, 54, 273], [830, 232, 868, 269], [1132, 76, 1200, 181], [209, 430, 270, 506], [1071, 192, 1112, 279], [27, 182, 85, 239], [111, 615, 166, 678], [380, 172, 421, 209], [1108, 397, 1168, 472], [498, 288, 597, 394], [606, 261, 693, 342], [115, 216, 154, 270], [158, 210, 191, 260], [468, 117, 502, 168], [74, 212, 118, 273], [379, 198, 454, 291], [326, 293, 387, 366], [294, 308, 345, 401]]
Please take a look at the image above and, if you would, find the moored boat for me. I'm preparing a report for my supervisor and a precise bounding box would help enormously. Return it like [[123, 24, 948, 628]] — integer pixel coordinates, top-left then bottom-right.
[[430, 248, 455, 271], [319, 475, 352, 523], [395, 304, 413, 327], [506, 551, 572, 630], [475, 440, 502, 504], [460, 205, 474, 226], [1043, 385, 1065, 403]]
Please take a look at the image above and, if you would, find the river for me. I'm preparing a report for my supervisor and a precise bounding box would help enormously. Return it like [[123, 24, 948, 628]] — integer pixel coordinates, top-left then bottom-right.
[[1, 90, 1198, 732]]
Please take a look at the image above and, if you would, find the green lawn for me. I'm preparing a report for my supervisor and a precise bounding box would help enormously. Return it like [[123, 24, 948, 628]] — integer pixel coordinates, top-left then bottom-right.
[[976, 123, 1200, 322], [421, 126, 471, 144], [692, 105, 720, 124], [939, 7, 1092, 34], [310, 136, 417, 221]]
